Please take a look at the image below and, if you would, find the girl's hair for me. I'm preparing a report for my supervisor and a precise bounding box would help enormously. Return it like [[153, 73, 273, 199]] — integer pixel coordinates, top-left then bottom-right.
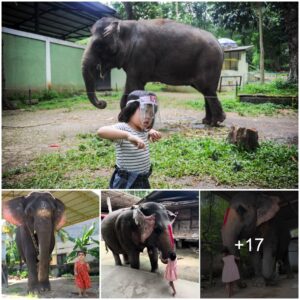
[[118, 90, 157, 125], [168, 251, 177, 261], [77, 250, 86, 256], [221, 246, 230, 255]]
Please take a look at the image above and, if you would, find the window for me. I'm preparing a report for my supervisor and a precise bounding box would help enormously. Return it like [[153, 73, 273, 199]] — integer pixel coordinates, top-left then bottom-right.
[[57, 253, 67, 265], [223, 51, 241, 71]]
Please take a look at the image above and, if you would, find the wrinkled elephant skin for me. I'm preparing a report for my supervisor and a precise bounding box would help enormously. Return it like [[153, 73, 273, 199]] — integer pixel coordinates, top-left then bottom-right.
[[101, 202, 176, 272], [82, 17, 225, 126]]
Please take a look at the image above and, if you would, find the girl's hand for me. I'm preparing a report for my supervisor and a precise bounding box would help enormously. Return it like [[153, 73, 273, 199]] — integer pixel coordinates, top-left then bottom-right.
[[148, 129, 162, 142], [127, 134, 146, 149]]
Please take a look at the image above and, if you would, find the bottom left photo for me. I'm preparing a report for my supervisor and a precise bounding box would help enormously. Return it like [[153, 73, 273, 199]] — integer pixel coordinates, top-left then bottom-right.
[[2, 190, 100, 298]]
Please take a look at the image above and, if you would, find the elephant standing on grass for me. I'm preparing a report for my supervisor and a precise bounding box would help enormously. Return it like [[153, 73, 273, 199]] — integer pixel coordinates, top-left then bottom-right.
[[82, 17, 225, 126], [221, 192, 296, 287], [3, 192, 65, 293], [101, 202, 176, 272]]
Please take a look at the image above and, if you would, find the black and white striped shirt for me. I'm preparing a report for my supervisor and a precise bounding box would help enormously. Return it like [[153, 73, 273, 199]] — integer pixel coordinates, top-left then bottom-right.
[[113, 123, 150, 173]]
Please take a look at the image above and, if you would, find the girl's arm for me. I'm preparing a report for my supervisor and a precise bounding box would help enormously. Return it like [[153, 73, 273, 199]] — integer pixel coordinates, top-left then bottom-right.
[[97, 126, 130, 140], [148, 129, 162, 142], [86, 263, 90, 272], [74, 262, 77, 276], [98, 126, 146, 149]]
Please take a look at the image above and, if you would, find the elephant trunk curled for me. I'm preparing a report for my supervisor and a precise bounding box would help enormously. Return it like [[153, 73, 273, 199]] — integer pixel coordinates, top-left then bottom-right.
[[81, 50, 107, 109]]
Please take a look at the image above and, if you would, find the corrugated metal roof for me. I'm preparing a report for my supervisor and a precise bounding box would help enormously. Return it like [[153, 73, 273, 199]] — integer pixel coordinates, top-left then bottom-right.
[[2, 191, 99, 227], [101, 191, 140, 212], [140, 191, 199, 203], [2, 2, 117, 42], [224, 45, 253, 52]]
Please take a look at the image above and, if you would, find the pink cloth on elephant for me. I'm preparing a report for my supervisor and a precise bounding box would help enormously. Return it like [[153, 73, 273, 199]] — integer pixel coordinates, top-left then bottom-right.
[[164, 258, 177, 281], [222, 255, 240, 283]]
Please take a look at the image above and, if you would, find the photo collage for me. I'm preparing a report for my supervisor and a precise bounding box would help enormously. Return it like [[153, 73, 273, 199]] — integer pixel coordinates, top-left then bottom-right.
[[1, 1, 298, 299]]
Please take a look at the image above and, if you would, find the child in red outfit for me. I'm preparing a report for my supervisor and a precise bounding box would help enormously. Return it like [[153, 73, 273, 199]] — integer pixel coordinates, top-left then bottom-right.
[[74, 250, 91, 297], [161, 252, 177, 297]]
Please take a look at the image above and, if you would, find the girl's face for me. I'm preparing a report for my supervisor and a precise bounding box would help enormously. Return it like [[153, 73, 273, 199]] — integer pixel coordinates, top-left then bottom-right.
[[78, 253, 85, 261], [130, 106, 154, 130]]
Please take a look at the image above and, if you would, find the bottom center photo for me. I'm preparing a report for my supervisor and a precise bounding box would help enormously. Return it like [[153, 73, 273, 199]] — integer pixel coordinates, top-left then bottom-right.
[[100, 190, 200, 298]]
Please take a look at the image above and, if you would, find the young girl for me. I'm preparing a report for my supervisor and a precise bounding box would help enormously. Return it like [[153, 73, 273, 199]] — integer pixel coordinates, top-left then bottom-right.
[[74, 250, 91, 297], [97, 90, 161, 189], [161, 251, 178, 297], [221, 247, 240, 298]]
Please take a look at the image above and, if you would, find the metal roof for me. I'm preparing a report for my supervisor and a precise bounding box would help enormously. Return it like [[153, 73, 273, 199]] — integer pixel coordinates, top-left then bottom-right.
[[140, 191, 199, 203], [2, 191, 99, 227], [224, 46, 253, 52], [2, 2, 117, 42], [101, 191, 140, 212]]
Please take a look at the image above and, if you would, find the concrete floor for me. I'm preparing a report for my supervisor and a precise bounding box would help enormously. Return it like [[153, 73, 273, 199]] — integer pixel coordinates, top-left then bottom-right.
[[101, 265, 200, 298]]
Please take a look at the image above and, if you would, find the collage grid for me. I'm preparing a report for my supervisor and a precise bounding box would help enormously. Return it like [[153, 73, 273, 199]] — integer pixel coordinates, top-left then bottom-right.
[[1, 1, 298, 300]]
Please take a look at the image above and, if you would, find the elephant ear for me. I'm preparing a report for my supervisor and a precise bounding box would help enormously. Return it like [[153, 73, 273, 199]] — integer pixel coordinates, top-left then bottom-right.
[[3, 197, 26, 226], [256, 195, 280, 226], [133, 208, 155, 243], [54, 198, 66, 230], [103, 21, 120, 38]]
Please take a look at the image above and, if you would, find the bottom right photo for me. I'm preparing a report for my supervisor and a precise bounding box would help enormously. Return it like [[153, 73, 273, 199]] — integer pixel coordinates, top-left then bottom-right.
[[201, 191, 298, 298]]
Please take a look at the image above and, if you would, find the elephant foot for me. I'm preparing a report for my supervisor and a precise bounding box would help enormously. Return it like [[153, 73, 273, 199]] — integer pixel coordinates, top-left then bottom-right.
[[252, 277, 265, 287], [202, 117, 212, 125], [151, 266, 158, 273], [27, 286, 39, 295], [113, 253, 122, 266], [39, 280, 51, 292], [265, 279, 277, 286], [210, 113, 226, 127]]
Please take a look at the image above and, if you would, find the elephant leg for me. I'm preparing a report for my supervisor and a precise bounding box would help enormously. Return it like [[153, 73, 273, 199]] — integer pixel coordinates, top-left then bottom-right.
[[193, 83, 225, 126], [262, 244, 277, 286], [202, 98, 212, 125], [250, 251, 265, 287], [205, 92, 226, 126], [120, 78, 145, 109], [282, 252, 294, 278], [19, 228, 39, 293], [113, 253, 122, 266], [129, 251, 140, 269], [123, 253, 130, 265], [147, 247, 158, 272]]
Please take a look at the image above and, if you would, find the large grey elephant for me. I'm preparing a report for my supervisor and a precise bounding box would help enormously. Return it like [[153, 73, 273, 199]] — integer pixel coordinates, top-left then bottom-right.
[[101, 202, 176, 272], [82, 17, 225, 126], [3, 192, 65, 293], [221, 192, 297, 286]]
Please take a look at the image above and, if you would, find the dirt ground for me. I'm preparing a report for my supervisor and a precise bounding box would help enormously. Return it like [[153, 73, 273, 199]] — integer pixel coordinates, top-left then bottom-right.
[[201, 274, 298, 298], [2, 276, 99, 298], [101, 241, 199, 298], [101, 241, 199, 282], [2, 104, 298, 173]]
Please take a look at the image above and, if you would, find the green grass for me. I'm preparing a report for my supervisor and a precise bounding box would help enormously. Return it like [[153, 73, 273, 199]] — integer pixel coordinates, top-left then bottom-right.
[[186, 97, 294, 116], [239, 80, 298, 96], [16, 91, 122, 111], [3, 133, 298, 189]]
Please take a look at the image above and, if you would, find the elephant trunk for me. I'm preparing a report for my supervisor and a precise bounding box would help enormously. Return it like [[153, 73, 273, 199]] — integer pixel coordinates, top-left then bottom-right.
[[221, 208, 241, 255], [36, 223, 53, 283], [158, 226, 176, 263], [82, 50, 107, 109]]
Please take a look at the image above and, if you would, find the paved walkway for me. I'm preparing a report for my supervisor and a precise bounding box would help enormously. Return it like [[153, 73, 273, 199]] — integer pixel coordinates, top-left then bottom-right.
[[101, 265, 200, 298]]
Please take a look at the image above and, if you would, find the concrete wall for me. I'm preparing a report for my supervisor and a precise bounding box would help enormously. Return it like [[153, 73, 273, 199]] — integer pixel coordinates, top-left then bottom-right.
[[3, 28, 85, 95]]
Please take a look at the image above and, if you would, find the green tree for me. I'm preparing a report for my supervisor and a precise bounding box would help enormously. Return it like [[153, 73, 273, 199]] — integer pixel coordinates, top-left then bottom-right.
[[61, 222, 99, 263]]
